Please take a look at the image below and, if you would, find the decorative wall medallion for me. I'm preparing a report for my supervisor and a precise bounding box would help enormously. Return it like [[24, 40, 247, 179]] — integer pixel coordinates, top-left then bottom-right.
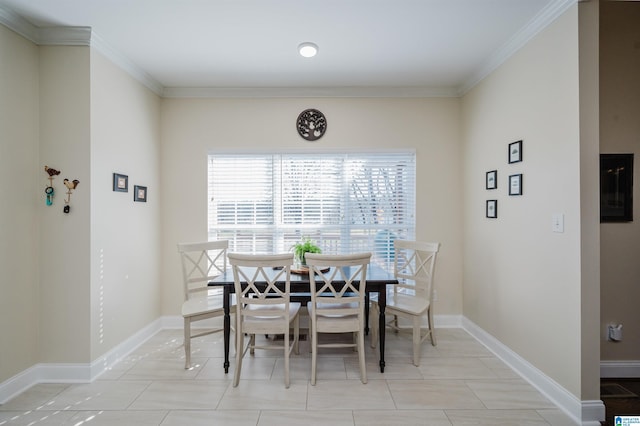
[[296, 109, 327, 141]]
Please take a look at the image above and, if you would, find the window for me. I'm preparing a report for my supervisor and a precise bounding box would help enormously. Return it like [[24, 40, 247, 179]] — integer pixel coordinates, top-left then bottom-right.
[[208, 152, 415, 270]]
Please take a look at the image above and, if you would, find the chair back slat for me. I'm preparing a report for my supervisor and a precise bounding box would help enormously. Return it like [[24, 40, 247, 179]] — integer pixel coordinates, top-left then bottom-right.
[[306, 253, 371, 317], [393, 240, 440, 299], [177, 240, 228, 300], [228, 253, 294, 325]]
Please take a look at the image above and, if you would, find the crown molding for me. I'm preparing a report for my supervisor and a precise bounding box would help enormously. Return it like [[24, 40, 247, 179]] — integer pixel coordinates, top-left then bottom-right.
[[38, 26, 91, 46], [0, 5, 39, 42], [162, 86, 459, 98], [89, 32, 164, 95], [2, 1, 579, 99], [0, 5, 163, 95], [458, 0, 578, 95]]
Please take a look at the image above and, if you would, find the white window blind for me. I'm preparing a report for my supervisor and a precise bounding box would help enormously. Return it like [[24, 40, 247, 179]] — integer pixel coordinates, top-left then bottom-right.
[[208, 152, 415, 270]]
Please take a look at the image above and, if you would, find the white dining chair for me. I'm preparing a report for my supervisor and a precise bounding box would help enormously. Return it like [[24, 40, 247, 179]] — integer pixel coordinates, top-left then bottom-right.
[[370, 240, 440, 366], [228, 252, 300, 388], [177, 240, 231, 369], [305, 252, 371, 385]]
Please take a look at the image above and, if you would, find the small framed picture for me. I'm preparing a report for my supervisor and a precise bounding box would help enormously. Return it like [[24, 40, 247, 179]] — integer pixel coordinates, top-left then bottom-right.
[[486, 200, 498, 218], [509, 174, 523, 196], [134, 185, 147, 202], [486, 170, 497, 190], [508, 140, 523, 164], [113, 173, 128, 192]]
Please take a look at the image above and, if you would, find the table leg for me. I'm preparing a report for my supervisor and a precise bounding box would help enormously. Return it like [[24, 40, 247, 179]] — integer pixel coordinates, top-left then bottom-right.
[[378, 288, 386, 373], [364, 293, 370, 335], [223, 286, 230, 374]]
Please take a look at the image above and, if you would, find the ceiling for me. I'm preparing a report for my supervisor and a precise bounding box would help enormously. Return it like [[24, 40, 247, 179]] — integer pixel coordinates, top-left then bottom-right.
[[0, 0, 572, 96]]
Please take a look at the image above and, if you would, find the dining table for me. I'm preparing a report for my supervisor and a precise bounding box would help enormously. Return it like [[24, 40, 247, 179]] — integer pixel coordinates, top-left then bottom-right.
[[209, 264, 398, 374]]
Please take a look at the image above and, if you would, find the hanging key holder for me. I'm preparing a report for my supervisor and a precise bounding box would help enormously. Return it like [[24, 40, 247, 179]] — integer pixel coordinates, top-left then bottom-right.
[[44, 165, 61, 206], [63, 178, 79, 214]]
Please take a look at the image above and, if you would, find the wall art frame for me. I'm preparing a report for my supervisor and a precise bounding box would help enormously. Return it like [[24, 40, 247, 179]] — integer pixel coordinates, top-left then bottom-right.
[[486, 200, 498, 218], [509, 173, 523, 196], [113, 173, 128, 192], [486, 170, 497, 190], [134, 185, 147, 202], [508, 140, 523, 164]]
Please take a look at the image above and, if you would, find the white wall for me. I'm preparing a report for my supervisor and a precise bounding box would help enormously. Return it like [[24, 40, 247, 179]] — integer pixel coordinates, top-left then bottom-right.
[[0, 25, 40, 382], [89, 50, 162, 361], [461, 6, 583, 398], [159, 98, 463, 318]]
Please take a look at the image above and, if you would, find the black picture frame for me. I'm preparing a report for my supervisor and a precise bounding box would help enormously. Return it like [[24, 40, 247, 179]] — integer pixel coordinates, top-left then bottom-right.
[[486, 200, 498, 218], [600, 153, 633, 222], [508, 140, 523, 164], [113, 173, 128, 192], [509, 174, 523, 196], [486, 170, 497, 190], [134, 185, 147, 202]]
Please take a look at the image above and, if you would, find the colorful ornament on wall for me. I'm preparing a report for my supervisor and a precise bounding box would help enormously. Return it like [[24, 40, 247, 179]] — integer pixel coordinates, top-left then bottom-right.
[[44, 165, 61, 206]]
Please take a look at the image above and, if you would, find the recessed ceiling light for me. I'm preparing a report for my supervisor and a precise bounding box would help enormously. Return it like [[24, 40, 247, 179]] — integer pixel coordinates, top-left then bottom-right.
[[298, 42, 318, 58]]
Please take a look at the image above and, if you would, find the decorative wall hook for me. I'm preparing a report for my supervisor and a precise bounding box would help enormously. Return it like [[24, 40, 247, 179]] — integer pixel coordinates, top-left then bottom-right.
[[44, 165, 61, 206], [63, 178, 79, 213]]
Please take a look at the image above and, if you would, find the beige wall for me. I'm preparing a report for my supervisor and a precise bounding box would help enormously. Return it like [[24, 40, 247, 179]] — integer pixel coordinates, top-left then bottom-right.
[[0, 24, 162, 384], [0, 25, 40, 382], [159, 98, 463, 318], [461, 6, 584, 398], [600, 1, 640, 362], [38, 46, 92, 363], [89, 50, 162, 361], [578, 0, 601, 402]]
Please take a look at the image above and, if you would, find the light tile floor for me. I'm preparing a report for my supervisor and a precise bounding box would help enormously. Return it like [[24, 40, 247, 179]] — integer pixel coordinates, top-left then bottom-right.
[[0, 328, 577, 425]]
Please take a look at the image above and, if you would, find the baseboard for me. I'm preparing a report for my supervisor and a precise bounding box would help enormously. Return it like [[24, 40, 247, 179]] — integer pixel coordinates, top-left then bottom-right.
[[601, 360, 640, 378], [462, 317, 604, 426], [0, 318, 164, 404], [0, 313, 606, 426]]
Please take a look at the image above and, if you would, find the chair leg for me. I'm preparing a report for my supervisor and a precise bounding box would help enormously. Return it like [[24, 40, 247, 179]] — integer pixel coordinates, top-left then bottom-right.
[[184, 318, 191, 369], [412, 316, 421, 367], [311, 322, 318, 386], [358, 331, 367, 384], [284, 328, 290, 388], [294, 316, 300, 355], [233, 331, 244, 387], [370, 303, 378, 349], [428, 307, 437, 346]]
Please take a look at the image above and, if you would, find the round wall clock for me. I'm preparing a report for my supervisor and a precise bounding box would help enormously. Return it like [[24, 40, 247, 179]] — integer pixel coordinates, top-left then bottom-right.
[[296, 109, 327, 141]]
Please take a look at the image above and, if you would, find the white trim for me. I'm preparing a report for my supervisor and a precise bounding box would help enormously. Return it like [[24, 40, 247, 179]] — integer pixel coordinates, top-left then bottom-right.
[[161, 86, 459, 99], [462, 317, 604, 425], [1, 1, 576, 99], [0, 6, 38, 43], [600, 360, 640, 378], [90, 32, 164, 95], [37, 26, 91, 46], [1, 314, 606, 425], [0, 6, 163, 96], [0, 318, 163, 404], [458, 0, 577, 95]]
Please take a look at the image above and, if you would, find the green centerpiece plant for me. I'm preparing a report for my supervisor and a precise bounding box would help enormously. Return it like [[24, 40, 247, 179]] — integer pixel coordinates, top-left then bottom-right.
[[291, 237, 321, 268]]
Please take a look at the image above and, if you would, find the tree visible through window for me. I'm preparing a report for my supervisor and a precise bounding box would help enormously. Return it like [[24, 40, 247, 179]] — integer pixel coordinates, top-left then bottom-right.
[[208, 152, 415, 270]]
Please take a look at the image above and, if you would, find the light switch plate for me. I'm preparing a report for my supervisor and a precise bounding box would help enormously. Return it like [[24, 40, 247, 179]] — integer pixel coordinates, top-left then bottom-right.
[[552, 213, 564, 233]]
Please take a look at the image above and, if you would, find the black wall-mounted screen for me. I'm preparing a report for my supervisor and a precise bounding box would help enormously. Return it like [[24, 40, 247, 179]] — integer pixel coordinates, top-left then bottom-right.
[[600, 153, 634, 222]]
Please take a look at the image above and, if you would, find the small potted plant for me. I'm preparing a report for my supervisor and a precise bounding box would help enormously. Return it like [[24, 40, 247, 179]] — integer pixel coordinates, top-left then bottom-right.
[[291, 237, 322, 268]]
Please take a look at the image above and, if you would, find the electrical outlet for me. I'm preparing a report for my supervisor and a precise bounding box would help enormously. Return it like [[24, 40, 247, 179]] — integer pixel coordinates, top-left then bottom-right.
[[552, 213, 564, 233]]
